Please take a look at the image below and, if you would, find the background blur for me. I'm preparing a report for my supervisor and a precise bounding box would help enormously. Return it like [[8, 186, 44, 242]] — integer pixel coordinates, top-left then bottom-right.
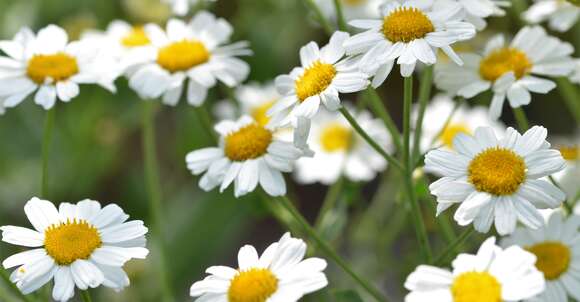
[[0, 0, 578, 301]]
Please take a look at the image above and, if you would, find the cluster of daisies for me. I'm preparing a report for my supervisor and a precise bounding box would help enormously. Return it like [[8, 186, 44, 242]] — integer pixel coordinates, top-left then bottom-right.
[[0, 0, 579, 301]]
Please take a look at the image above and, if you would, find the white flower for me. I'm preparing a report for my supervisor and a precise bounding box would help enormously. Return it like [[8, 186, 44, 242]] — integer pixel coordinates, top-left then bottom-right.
[[432, 0, 510, 30], [405, 237, 545, 302], [214, 82, 281, 126], [294, 106, 392, 184], [0, 197, 149, 302], [315, 0, 384, 21], [523, 0, 580, 32], [435, 26, 576, 120], [162, 0, 216, 16], [425, 125, 567, 235], [502, 211, 580, 301], [185, 115, 304, 197], [343, 0, 475, 85], [190, 233, 327, 302], [413, 94, 505, 153], [269, 31, 369, 127], [0, 25, 119, 111], [127, 12, 251, 106], [552, 133, 580, 201]]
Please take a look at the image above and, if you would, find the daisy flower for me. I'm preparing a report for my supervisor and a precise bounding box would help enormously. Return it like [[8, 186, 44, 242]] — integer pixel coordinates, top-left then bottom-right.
[[315, 0, 384, 21], [435, 26, 576, 120], [553, 133, 580, 202], [268, 31, 369, 127], [162, 0, 215, 16], [190, 233, 328, 302], [0, 197, 149, 301], [405, 237, 545, 302], [523, 0, 580, 32], [425, 125, 567, 235], [0, 25, 119, 111], [432, 0, 510, 30], [185, 115, 304, 197], [294, 107, 392, 184], [214, 82, 281, 126], [343, 0, 475, 85], [502, 211, 580, 301], [127, 12, 251, 106], [413, 94, 505, 152]]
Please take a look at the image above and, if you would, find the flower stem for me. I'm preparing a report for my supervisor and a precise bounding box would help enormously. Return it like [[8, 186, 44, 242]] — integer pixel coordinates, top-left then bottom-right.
[[277, 196, 390, 302], [366, 88, 403, 152], [0, 268, 34, 302], [303, 0, 334, 35], [332, 0, 348, 31], [314, 176, 345, 229], [339, 107, 404, 172], [412, 66, 433, 163], [512, 107, 530, 131], [41, 108, 55, 198], [80, 290, 92, 302], [403, 77, 413, 170], [141, 102, 174, 302], [193, 105, 218, 142], [434, 227, 475, 265], [557, 78, 580, 125]]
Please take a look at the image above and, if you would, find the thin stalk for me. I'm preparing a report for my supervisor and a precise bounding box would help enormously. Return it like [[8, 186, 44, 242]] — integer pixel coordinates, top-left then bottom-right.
[[332, 0, 348, 31], [80, 290, 92, 302], [41, 108, 55, 198], [403, 77, 413, 170], [0, 268, 34, 302], [512, 107, 530, 131], [277, 196, 389, 302], [194, 105, 218, 142], [366, 88, 403, 152], [303, 0, 334, 35], [434, 227, 475, 265], [141, 102, 174, 302], [314, 177, 345, 230], [426, 197, 457, 245], [339, 107, 404, 172], [412, 66, 433, 163], [557, 78, 580, 125]]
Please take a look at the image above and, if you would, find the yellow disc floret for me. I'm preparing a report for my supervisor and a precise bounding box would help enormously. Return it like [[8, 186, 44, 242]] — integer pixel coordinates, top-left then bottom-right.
[[468, 147, 526, 196], [479, 47, 532, 82], [320, 123, 353, 152], [228, 268, 278, 302], [440, 124, 472, 149], [559, 145, 578, 161], [121, 26, 150, 47], [295, 61, 337, 102], [26, 53, 79, 84], [225, 123, 273, 161], [157, 40, 210, 73], [251, 101, 276, 127], [382, 7, 434, 43], [451, 271, 502, 302], [527, 241, 571, 280], [44, 219, 102, 266]]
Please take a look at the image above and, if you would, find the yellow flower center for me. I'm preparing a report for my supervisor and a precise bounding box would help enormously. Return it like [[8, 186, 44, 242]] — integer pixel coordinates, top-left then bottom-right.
[[527, 241, 571, 280], [225, 123, 273, 161], [157, 40, 210, 73], [451, 271, 502, 302], [468, 147, 526, 196], [26, 53, 79, 84], [440, 123, 472, 148], [121, 26, 150, 47], [382, 7, 434, 43], [44, 219, 102, 266], [295, 60, 337, 102], [559, 145, 579, 161], [320, 123, 353, 152], [251, 101, 276, 127], [479, 47, 532, 82], [228, 268, 278, 302]]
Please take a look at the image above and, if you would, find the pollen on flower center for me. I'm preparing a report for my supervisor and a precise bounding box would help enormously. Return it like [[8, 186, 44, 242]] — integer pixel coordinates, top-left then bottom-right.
[[526, 241, 571, 280], [26, 53, 79, 84], [382, 7, 435, 43], [320, 123, 353, 152], [295, 60, 337, 102], [479, 47, 532, 82], [440, 124, 471, 148], [121, 26, 150, 47], [468, 147, 526, 196], [228, 268, 278, 302], [157, 40, 210, 73], [225, 123, 273, 161], [559, 145, 579, 161], [451, 271, 502, 302], [251, 101, 276, 127], [44, 219, 102, 266]]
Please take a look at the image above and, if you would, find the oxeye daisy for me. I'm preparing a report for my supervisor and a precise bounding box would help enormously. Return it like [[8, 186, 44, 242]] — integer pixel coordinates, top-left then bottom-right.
[[190, 233, 328, 302], [315, 0, 384, 21], [0, 25, 119, 111], [553, 133, 580, 201], [502, 211, 580, 301], [413, 94, 505, 152], [0, 197, 149, 301], [214, 82, 281, 127], [343, 0, 475, 85], [523, 0, 580, 32], [425, 126, 567, 235], [294, 107, 392, 184], [268, 31, 369, 127], [405, 237, 545, 302], [127, 12, 251, 106], [162, 0, 216, 16], [185, 115, 304, 197], [432, 0, 510, 30], [435, 26, 576, 119]]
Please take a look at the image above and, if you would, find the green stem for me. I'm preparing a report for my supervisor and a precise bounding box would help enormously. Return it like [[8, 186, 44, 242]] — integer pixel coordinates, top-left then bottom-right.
[[277, 196, 389, 302], [403, 77, 413, 170], [41, 108, 55, 198], [366, 88, 403, 152], [557, 78, 580, 125], [339, 107, 404, 172], [194, 105, 218, 142], [332, 0, 348, 31], [0, 268, 34, 302], [303, 0, 334, 35], [80, 290, 92, 302], [314, 177, 345, 230], [512, 107, 530, 132], [434, 227, 475, 265], [412, 66, 433, 163], [141, 102, 174, 302]]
